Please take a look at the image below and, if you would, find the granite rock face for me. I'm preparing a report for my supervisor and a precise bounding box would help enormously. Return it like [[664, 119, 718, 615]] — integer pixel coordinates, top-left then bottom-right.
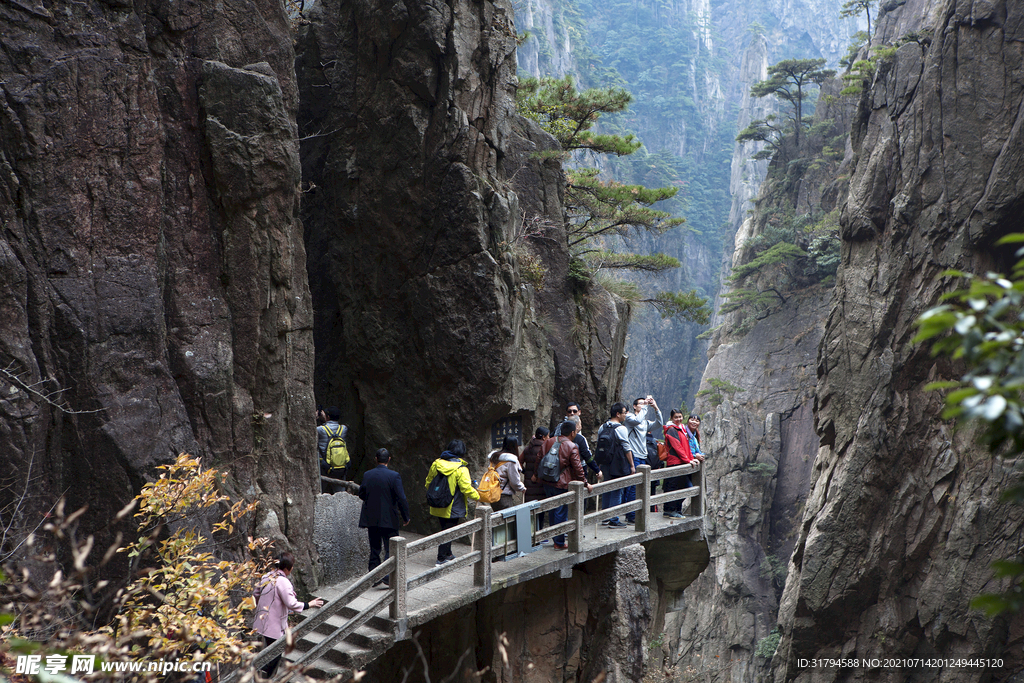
[[773, 0, 1024, 679], [313, 492, 369, 585], [663, 289, 828, 682], [295, 0, 629, 514], [0, 1, 317, 580]]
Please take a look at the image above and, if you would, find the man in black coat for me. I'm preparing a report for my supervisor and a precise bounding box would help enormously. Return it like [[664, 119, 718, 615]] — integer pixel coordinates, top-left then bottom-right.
[[358, 448, 411, 587]]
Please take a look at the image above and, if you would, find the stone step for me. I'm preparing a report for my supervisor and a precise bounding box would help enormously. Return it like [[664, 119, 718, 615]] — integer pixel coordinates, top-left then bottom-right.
[[290, 617, 396, 675], [322, 605, 394, 633], [286, 653, 352, 680]]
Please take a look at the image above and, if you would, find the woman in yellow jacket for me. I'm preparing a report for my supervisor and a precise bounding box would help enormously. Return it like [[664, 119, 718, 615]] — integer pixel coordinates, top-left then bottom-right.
[[425, 439, 480, 566]]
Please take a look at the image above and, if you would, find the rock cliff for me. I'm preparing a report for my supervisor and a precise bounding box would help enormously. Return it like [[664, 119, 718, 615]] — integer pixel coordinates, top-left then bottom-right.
[[0, 1, 317, 580], [295, 0, 630, 508], [666, 288, 828, 681], [773, 0, 1024, 679]]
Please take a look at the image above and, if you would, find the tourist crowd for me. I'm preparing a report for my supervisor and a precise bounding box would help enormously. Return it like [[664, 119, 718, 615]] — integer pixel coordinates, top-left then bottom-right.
[[313, 398, 705, 578]]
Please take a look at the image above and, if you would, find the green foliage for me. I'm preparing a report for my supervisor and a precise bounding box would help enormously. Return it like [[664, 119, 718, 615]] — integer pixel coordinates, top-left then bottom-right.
[[587, 250, 681, 273], [697, 377, 743, 406], [696, 324, 723, 341], [720, 287, 785, 316], [516, 74, 711, 324], [840, 31, 871, 70], [595, 273, 640, 300], [748, 59, 836, 146], [723, 208, 840, 321], [760, 553, 787, 586], [841, 44, 896, 96], [736, 115, 787, 160], [707, 378, 741, 394], [565, 168, 683, 248], [568, 255, 594, 288], [728, 242, 808, 283], [648, 290, 711, 323], [913, 233, 1024, 616], [807, 233, 841, 279], [517, 75, 641, 156], [570, 0, 734, 259], [914, 239, 1024, 453], [840, 0, 876, 37], [518, 249, 546, 289], [747, 462, 777, 477], [756, 628, 781, 658]]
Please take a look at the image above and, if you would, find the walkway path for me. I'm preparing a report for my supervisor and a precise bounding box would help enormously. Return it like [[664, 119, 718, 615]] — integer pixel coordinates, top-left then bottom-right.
[[232, 462, 705, 681]]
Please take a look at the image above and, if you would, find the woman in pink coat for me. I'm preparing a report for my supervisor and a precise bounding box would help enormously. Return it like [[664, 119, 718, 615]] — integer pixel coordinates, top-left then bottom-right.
[[253, 552, 324, 676]]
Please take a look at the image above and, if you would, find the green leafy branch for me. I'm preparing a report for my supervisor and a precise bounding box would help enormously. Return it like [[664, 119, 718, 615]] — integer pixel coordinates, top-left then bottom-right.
[[913, 233, 1024, 616]]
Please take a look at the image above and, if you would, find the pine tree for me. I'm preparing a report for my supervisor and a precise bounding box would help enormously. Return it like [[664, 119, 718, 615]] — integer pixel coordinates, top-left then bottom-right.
[[517, 76, 709, 323], [840, 0, 876, 38], [748, 58, 836, 147]]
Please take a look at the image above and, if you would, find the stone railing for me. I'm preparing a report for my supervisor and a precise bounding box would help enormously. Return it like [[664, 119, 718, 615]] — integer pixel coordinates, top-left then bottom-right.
[[238, 461, 702, 681]]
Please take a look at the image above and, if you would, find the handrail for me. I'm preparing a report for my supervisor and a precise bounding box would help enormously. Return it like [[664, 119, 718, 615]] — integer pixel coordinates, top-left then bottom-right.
[[246, 462, 704, 680], [405, 518, 482, 553]]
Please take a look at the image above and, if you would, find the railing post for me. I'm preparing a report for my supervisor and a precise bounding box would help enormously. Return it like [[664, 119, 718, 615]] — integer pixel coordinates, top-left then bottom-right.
[[474, 505, 492, 592], [389, 536, 407, 622], [568, 481, 585, 552], [637, 465, 651, 532], [690, 463, 703, 518]]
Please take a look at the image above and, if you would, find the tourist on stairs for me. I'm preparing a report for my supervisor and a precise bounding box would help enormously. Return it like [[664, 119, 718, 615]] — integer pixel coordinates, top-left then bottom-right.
[[425, 439, 480, 566], [596, 402, 635, 528], [358, 448, 411, 588], [520, 427, 550, 542], [253, 552, 325, 677], [623, 395, 663, 523], [663, 410, 703, 518], [491, 436, 526, 511], [538, 421, 593, 550]]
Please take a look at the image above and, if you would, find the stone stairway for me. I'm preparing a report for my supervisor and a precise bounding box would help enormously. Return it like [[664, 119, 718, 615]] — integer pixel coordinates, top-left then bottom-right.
[[284, 599, 396, 678]]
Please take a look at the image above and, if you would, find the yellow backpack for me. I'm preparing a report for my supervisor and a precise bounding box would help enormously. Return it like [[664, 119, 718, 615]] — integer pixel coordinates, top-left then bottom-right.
[[325, 424, 350, 469], [476, 465, 502, 504]]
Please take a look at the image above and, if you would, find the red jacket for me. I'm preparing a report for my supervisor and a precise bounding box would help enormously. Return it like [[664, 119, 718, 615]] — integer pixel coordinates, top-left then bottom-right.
[[541, 436, 586, 489], [664, 424, 693, 466]]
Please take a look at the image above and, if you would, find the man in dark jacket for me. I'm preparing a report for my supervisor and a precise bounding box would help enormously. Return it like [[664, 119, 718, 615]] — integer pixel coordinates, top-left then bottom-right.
[[358, 448, 411, 587]]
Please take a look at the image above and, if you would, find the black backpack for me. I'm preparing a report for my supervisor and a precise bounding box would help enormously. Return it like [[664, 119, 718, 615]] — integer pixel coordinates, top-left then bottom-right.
[[538, 441, 562, 483], [646, 431, 663, 469], [595, 422, 623, 466], [426, 464, 459, 508]]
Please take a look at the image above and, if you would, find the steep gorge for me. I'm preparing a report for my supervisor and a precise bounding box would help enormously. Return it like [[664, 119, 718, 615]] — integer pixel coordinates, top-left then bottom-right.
[[774, 0, 1024, 678], [676, 0, 1024, 680]]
